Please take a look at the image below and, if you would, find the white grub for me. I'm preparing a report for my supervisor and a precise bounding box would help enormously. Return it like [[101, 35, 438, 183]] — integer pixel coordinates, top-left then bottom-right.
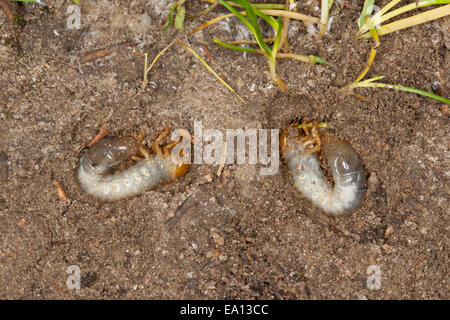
[[281, 123, 366, 216], [77, 136, 188, 201]]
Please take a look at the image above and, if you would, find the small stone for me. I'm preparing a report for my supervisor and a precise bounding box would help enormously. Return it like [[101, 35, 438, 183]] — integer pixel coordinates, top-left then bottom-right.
[[385, 225, 394, 237], [128, 14, 152, 33], [167, 209, 175, 218], [367, 172, 379, 193], [235, 77, 245, 90], [17, 218, 26, 227], [213, 233, 224, 246], [440, 104, 449, 116], [206, 281, 216, 290]]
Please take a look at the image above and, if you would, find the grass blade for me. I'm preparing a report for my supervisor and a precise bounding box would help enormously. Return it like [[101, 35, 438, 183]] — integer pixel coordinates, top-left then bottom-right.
[[361, 4, 450, 37], [163, 4, 177, 33], [175, 2, 186, 30], [271, 16, 283, 58], [348, 46, 378, 87], [356, 75, 385, 84], [142, 40, 177, 90], [354, 80, 450, 104], [377, 0, 450, 25], [202, 0, 286, 9], [259, 9, 319, 23], [229, 0, 273, 56], [214, 39, 260, 53], [218, 0, 270, 55], [320, 0, 330, 35], [176, 40, 247, 105], [191, 9, 319, 34]]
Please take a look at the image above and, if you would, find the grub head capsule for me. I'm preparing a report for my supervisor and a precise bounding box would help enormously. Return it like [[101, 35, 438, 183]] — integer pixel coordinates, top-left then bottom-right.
[[81, 136, 138, 175]]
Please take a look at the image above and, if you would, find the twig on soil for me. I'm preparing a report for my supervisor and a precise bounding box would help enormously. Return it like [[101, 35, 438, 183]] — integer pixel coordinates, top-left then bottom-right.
[[82, 48, 114, 62], [54, 181, 69, 202], [0, 0, 24, 55], [87, 127, 107, 147], [201, 44, 214, 62], [0, 0, 14, 23], [216, 141, 227, 177], [52, 282, 66, 295], [82, 40, 138, 62]]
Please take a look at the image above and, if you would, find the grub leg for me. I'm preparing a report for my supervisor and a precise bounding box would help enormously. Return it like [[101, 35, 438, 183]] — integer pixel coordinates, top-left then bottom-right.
[[152, 127, 170, 157]]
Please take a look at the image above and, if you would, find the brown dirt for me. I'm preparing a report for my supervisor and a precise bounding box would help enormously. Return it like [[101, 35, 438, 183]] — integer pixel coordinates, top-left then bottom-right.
[[0, 0, 448, 299]]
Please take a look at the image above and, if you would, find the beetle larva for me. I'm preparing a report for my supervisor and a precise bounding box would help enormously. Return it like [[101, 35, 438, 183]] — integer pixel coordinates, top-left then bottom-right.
[[280, 120, 366, 216], [77, 128, 190, 201]]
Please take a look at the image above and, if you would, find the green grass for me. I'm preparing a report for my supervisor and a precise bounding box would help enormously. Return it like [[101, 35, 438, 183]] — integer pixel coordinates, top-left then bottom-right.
[[358, 0, 450, 37], [212, 0, 325, 89], [162, 1, 448, 102], [163, 0, 186, 33], [349, 76, 450, 104], [348, 0, 450, 104]]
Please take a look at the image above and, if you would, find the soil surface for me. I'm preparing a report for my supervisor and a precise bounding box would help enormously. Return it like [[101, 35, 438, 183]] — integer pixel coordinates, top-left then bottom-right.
[[0, 0, 448, 299]]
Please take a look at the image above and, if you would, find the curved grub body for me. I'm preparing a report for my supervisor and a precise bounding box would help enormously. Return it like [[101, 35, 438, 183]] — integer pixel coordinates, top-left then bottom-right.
[[77, 135, 189, 202], [281, 123, 366, 216]]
